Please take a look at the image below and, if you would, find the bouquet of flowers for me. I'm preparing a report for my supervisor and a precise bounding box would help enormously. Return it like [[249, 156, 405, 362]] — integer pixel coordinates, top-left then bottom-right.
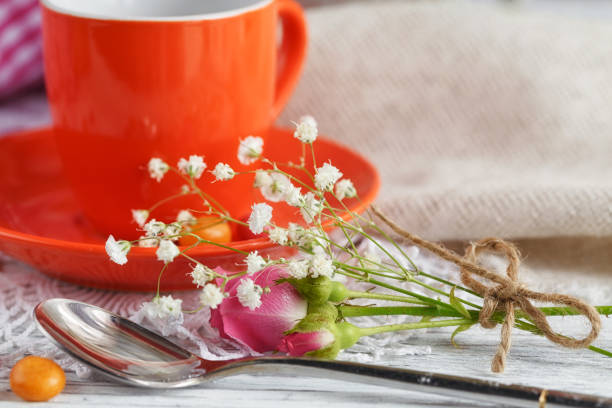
[[106, 116, 611, 373]]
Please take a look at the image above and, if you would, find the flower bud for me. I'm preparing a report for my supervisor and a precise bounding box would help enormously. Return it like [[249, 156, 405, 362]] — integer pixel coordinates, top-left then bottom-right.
[[278, 320, 361, 359], [328, 281, 349, 302], [287, 276, 333, 305], [278, 329, 335, 357], [307, 301, 338, 322]]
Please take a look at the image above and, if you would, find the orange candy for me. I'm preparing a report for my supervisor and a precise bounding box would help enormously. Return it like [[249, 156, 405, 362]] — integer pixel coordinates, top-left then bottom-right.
[[179, 216, 232, 247], [10, 356, 66, 402]]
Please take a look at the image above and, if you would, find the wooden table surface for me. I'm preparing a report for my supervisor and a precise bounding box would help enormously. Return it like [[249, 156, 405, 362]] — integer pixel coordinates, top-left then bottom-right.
[[2, 320, 610, 407]]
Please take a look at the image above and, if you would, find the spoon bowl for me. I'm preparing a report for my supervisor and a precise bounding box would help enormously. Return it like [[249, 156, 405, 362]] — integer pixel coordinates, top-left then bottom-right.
[[34, 298, 611, 407]]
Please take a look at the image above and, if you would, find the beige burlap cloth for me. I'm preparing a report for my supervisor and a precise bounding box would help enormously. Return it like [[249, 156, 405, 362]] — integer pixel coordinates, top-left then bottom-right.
[[279, 0, 612, 244]]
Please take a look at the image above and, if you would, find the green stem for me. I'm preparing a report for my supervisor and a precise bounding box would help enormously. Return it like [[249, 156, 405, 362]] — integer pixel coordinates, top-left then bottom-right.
[[339, 305, 612, 320], [183, 232, 248, 255], [589, 345, 612, 358], [416, 270, 481, 298], [338, 267, 457, 312], [344, 305, 612, 358], [359, 318, 474, 337], [345, 290, 430, 305], [340, 305, 444, 318], [149, 191, 194, 213]]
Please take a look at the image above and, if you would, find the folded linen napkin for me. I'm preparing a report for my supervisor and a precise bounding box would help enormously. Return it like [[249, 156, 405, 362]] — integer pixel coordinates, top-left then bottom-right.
[[279, 0, 612, 241]]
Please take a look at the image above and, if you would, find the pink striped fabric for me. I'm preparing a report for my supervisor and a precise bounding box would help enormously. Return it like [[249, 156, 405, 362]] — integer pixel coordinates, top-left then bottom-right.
[[0, 0, 42, 100]]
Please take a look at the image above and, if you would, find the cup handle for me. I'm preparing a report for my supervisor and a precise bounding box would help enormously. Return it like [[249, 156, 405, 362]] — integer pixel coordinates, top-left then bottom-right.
[[271, 0, 308, 120]]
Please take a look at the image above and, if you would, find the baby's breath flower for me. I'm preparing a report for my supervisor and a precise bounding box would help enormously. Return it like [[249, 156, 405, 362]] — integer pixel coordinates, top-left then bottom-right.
[[246, 251, 267, 274], [191, 263, 215, 287], [144, 295, 183, 319], [314, 163, 342, 192], [268, 227, 289, 245], [144, 219, 166, 237], [105, 235, 131, 265], [293, 115, 318, 143], [156, 239, 180, 263], [284, 185, 304, 207], [164, 222, 182, 238], [310, 250, 335, 278], [200, 284, 224, 309], [286, 224, 323, 251], [335, 179, 357, 200], [260, 173, 292, 202], [248, 203, 273, 234], [288, 223, 306, 245], [180, 184, 191, 194], [211, 162, 235, 181], [238, 136, 264, 165], [178, 155, 206, 179], [236, 278, 263, 310], [148, 158, 169, 182], [253, 170, 273, 188], [177, 210, 196, 225], [131, 209, 149, 228], [300, 192, 323, 224], [288, 259, 309, 279], [138, 236, 158, 248]]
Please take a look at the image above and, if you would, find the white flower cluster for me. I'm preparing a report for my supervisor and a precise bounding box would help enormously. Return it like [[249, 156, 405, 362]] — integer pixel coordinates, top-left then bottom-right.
[[147, 158, 169, 182], [107, 218, 181, 264], [247, 203, 273, 234], [335, 179, 357, 200], [238, 136, 264, 165], [176, 209, 196, 225], [246, 251, 267, 274], [258, 172, 292, 202], [143, 295, 183, 319], [200, 283, 225, 309], [253, 170, 325, 225], [293, 115, 318, 143], [131, 209, 149, 228], [286, 223, 329, 252], [105, 235, 131, 265], [268, 226, 289, 245], [132, 218, 186, 255], [190, 263, 215, 287], [286, 248, 335, 279], [300, 192, 323, 224], [236, 278, 263, 310], [314, 163, 342, 192], [156, 239, 180, 263], [211, 162, 235, 181], [178, 155, 206, 179]]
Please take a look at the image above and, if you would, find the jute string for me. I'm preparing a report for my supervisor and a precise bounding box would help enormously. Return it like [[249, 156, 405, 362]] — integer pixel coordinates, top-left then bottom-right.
[[370, 206, 601, 373]]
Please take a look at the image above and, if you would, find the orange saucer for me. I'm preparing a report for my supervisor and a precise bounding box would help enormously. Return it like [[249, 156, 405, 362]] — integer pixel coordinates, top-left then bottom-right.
[[0, 127, 380, 291]]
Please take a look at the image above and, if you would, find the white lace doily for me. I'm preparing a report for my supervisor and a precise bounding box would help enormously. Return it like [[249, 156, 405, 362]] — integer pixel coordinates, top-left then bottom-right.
[[0, 242, 450, 379]]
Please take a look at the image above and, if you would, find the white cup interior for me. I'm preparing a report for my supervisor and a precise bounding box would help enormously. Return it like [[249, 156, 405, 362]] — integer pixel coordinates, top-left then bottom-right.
[[41, 0, 272, 21]]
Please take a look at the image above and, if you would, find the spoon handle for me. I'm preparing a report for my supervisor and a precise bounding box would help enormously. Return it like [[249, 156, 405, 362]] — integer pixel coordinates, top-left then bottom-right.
[[212, 357, 610, 408]]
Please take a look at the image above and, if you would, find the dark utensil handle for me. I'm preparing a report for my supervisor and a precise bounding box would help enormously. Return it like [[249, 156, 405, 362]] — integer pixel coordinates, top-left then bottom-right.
[[213, 357, 611, 408]]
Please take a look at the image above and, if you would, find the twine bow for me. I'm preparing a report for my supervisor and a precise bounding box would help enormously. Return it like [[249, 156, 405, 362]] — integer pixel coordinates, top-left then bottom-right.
[[371, 206, 601, 373]]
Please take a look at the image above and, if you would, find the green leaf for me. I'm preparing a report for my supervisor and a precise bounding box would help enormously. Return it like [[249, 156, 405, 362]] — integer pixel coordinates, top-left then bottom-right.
[[450, 324, 474, 348], [449, 286, 471, 319], [419, 315, 433, 323]]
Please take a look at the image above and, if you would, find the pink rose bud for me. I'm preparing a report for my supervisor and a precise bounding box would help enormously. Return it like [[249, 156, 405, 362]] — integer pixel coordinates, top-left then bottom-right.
[[277, 329, 335, 356], [210, 266, 307, 353]]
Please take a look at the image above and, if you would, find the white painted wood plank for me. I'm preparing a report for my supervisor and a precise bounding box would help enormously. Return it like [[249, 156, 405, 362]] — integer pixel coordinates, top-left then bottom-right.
[[1, 318, 609, 407]]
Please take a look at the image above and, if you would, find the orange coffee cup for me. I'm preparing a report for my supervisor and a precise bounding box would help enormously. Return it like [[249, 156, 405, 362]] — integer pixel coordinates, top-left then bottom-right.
[[41, 0, 307, 239]]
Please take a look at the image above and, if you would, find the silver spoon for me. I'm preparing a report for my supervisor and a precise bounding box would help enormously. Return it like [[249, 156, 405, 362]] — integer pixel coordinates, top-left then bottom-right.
[[34, 298, 610, 408]]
